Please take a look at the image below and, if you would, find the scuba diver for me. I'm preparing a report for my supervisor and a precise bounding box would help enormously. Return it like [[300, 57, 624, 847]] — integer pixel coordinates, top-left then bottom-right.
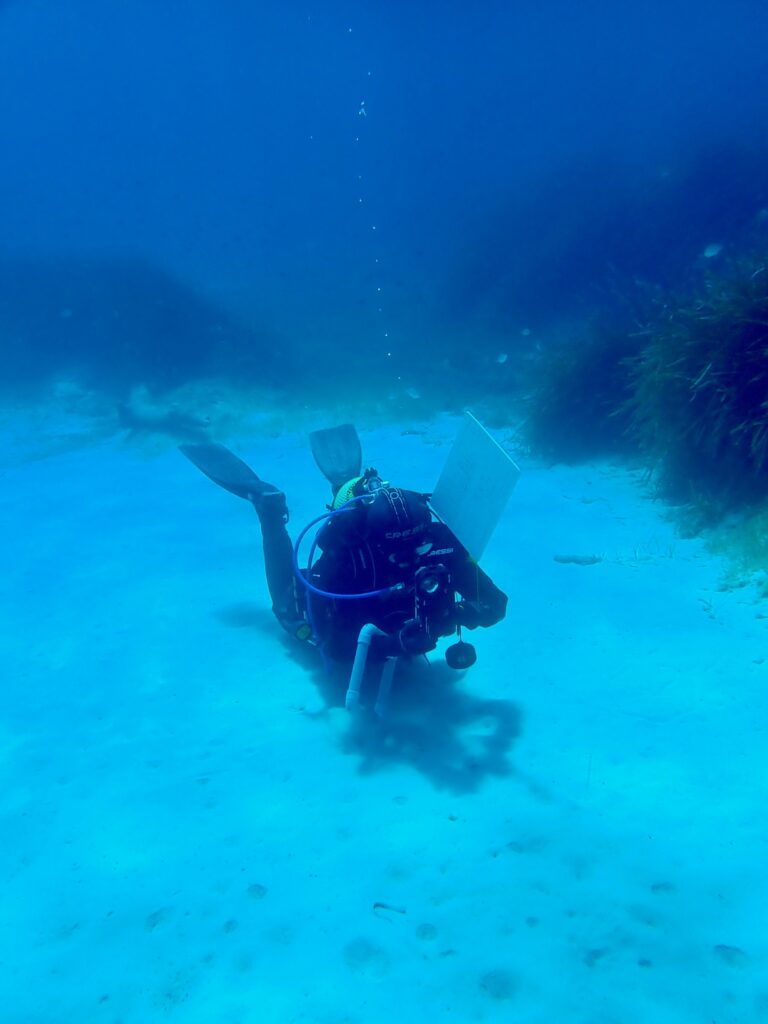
[[180, 423, 508, 714]]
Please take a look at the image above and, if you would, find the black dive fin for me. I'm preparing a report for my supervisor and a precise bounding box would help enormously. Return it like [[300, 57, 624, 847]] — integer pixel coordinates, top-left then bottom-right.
[[309, 424, 363, 492], [180, 442, 268, 501]]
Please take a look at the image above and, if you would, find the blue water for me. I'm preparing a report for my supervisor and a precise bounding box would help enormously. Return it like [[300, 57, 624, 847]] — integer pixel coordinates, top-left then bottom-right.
[[1, 0, 767, 398]]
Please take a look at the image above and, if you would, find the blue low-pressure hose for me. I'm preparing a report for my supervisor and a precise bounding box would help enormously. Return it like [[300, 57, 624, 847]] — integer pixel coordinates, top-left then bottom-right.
[[292, 497, 402, 601]]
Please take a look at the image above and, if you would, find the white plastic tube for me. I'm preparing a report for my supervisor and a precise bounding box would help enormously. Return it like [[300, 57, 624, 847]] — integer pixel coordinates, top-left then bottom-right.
[[345, 624, 387, 710]]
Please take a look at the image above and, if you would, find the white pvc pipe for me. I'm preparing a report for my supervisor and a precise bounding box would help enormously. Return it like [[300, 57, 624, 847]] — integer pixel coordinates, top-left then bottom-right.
[[345, 624, 388, 710]]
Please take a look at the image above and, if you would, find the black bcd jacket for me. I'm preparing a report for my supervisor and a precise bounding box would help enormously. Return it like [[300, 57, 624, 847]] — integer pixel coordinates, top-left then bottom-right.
[[306, 515, 507, 660]]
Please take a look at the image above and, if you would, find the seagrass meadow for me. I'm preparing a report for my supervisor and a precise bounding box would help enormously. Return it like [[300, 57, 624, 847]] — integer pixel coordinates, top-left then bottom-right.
[[522, 244, 768, 558]]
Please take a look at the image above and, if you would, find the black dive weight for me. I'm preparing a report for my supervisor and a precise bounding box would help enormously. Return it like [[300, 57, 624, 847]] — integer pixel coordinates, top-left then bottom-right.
[[445, 640, 477, 669]]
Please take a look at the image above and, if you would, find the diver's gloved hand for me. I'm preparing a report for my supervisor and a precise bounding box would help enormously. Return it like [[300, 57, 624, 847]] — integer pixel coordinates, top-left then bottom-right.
[[251, 488, 289, 525], [396, 618, 438, 655], [455, 600, 483, 629]]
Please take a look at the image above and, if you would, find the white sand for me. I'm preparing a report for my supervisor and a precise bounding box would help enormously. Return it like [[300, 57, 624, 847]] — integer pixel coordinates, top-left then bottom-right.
[[1, 414, 766, 1023]]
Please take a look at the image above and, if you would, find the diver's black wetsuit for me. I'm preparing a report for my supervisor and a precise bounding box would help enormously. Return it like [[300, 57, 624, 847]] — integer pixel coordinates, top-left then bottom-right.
[[301, 512, 507, 661], [179, 440, 507, 666]]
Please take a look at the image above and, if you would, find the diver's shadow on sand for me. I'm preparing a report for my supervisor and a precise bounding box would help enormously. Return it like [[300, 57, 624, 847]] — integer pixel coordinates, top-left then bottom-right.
[[216, 602, 268, 630], [339, 659, 522, 794], [216, 602, 326, 675], [216, 603, 521, 794]]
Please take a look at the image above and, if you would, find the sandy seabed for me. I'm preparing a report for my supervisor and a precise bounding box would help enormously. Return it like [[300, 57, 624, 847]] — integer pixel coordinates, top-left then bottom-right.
[[1, 411, 766, 1023]]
